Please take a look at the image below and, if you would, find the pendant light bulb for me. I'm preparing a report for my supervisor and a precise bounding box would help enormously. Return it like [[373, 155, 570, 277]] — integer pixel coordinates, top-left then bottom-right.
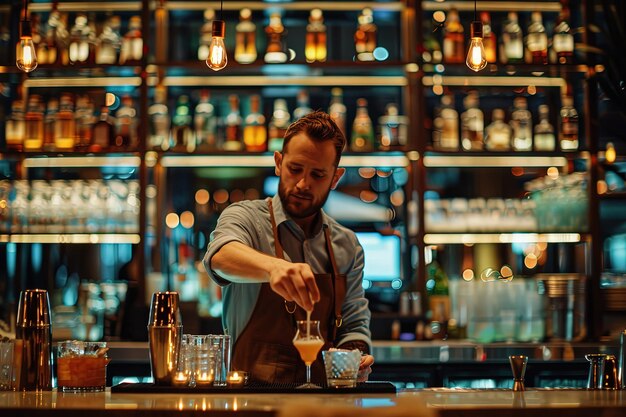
[[206, 20, 227, 71], [466, 21, 487, 72], [17, 19, 38, 73], [605, 142, 616, 164]]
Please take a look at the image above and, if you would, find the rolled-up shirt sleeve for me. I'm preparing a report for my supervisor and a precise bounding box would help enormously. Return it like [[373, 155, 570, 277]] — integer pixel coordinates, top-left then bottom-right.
[[203, 203, 258, 286]]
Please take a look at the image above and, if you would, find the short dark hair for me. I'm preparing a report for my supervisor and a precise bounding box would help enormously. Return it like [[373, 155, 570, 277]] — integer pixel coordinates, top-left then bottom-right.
[[282, 110, 346, 167]]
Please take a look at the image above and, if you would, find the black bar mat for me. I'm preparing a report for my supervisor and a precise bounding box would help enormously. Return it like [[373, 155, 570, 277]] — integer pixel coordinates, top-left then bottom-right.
[[112, 381, 396, 394]]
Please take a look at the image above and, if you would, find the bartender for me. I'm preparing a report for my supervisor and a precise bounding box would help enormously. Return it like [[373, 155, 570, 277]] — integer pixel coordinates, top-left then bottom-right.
[[203, 111, 374, 384]]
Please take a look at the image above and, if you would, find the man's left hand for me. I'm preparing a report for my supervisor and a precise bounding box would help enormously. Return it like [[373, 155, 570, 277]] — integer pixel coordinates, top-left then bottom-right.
[[357, 354, 374, 382]]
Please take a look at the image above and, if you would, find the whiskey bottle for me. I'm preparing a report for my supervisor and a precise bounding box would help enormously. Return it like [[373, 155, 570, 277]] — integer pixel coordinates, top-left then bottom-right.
[[510, 97, 533, 151], [96, 15, 121, 65], [552, 3, 574, 64], [43, 98, 58, 151], [91, 106, 115, 152], [264, 13, 288, 64], [114, 95, 137, 149], [351, 98, 375, 152], [194, 89, 217, 150], [501, 12, 524, 64], [235, 8, 257, 64], [485, 108, 512, 151], [305, 9, 326, 63], [198, 9, 215, 61], [54, 94, 76, 151], [171, 95, 195, 153], [433, 94, 459, 151], [223, 94, 243, 151], [460, 92, 484, 151], [68, 14, 94, 64], [119, 16, 143, 65], [559, 95, 579, 151], [355, 8, 377, 62], [534, 104, 555, 151], [45, 4, 68, 65], [378, 103, 407, 150], [74, 95, 95, 150], [24, 95, 44, 151], [526, 12, 548, 65], [481, 12, 496, 64], [328, 87, 347, 138], [293, 90, 313, 121], [243, 94, 267, 152], [148, 85, 170, 150], [443, 8, 464, 64], [268, 99, 291, 152], [6, 100, 25, 151]]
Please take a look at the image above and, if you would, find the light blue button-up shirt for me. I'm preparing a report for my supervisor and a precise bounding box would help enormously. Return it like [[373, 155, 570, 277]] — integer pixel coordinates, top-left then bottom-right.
[[203, 194, 372, 349]]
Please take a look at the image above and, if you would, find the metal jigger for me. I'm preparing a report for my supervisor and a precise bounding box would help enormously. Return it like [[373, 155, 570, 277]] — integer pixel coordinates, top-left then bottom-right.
[[509, 355, 528, 391]]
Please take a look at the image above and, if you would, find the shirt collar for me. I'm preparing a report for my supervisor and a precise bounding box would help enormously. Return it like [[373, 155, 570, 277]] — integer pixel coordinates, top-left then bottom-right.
[[271, 194, 329, 238]]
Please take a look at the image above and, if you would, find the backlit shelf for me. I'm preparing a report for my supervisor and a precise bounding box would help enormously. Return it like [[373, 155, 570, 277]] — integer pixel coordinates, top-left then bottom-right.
[[424, 233, 583, 245], [422, 1, 561, 13], [0, 234, 141, 244], [422, 75, 567, 89], [165, 1, 404, 12], [160, 75, 407, 88], [23, 155, 141, 168], [423, 154, 569, 168], [28, 2, 141, 12], [24, 77, 142, 88]]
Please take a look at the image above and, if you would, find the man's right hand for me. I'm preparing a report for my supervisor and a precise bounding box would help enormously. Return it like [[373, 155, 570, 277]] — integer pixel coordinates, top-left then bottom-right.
[[268, 260, 320, 311]]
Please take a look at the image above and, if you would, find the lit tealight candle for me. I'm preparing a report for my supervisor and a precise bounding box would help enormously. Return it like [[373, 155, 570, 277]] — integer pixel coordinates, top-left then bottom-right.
[[172, 371, 190, 387], [226, 371, 248, 387], [196, 371, 214, 386]]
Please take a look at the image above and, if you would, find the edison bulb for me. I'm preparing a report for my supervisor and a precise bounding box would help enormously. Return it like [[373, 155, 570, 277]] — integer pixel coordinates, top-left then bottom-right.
[[206, 20, 227, 71], [16, 37, 38, 73], [466, 21, 487, 72], [606, 142, 616, 164]]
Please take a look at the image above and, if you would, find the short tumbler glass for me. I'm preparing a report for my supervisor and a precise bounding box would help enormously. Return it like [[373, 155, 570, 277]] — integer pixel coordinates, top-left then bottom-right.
[[57, 340, 109, 392], [322, 349, 361, 388]]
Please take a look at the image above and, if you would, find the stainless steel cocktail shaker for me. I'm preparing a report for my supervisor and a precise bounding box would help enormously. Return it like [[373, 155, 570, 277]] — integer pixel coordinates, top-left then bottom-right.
[[147, 291, 183, 385], [15, 289, 52, 391]]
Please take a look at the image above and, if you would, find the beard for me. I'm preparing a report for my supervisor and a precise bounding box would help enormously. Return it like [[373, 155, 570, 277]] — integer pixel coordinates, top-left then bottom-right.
[[278, 180, 332, 220]]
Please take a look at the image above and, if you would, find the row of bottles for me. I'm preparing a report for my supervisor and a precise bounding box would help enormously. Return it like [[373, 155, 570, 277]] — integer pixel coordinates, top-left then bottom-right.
[[432, 92, 578, 152], [29, 8, 142, 66], [430, 7, 574, 65], [5, 93, 138, 152]]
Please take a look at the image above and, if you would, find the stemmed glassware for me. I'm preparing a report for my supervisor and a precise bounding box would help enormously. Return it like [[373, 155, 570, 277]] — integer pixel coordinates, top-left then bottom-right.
[[293, 320, 324, 389]]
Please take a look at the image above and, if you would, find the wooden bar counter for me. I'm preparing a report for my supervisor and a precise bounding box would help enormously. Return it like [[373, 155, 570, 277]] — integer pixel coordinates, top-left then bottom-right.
[[1, 388, 625, 417]]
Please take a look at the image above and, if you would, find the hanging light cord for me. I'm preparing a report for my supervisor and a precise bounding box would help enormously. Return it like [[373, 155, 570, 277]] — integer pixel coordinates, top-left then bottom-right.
[[220, 0, 223, 21], [474, 0, 477, 22], [22, 0, 28, 20]]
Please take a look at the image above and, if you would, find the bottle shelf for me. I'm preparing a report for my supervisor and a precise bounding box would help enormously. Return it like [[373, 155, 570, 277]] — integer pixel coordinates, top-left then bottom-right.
[[21, 155, 142, 169], [157, 74, 407, 88], [164, 1, 405, 12], [159, 152, 410, 168], [423, 232, 585, 245], [422, 63, 590, 77], [422, 1, 562, 13], [23, 77, 142, 89], [0, 234, 141, 244], [422, 74, 567, 89], [422, 153, 571, 168], [28, 2, 142, 13]]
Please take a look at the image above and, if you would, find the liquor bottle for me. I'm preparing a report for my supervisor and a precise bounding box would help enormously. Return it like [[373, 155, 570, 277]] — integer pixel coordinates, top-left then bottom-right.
[[54, 94, 76, 151], [23, 96, 46, 151], [328, 87, 347, 138], [243, 94, 267, 152], [305, 9, 327, 63], [91, 106, 115, 152], [443, 8, 464, 64], [433, 94, 459, 151], [223, 94, 243, 151], [264, 13, 288, 64], [501, 12, 524, 64], [30, 14, 46, 65], [74, 95, 95, 150], [43, 98, 58, 151], [526, 12, 548, 65], [68, 14, 94, 64], [426, 247, 450, 339], [114, 95, 137, 149], [148, 85, 171, 150], [351, 98, 375, 152], [171, 95, 195, 153], [355, 8, 377, 62], [485, 108, 512, 151], [378, 103, 408, 150], [559, 95, 579, 151], [119, 16, 143, 65], [46, 4, 68, 65], [460, 91, 484, 151], [422, 33, 442, 64], [552, 3, 574, 64], [481, 12, 496, 64], [510, 97, 533, 151], [534, 104, 556, 151], [293, 90, 313, 121], [234, 8, 257, 64], [6, 100, 25, 151], [198, 9, 215, 61], [268, 99, 291, 152], [96, 15, 121, 64], [194, 89, 217, 150]]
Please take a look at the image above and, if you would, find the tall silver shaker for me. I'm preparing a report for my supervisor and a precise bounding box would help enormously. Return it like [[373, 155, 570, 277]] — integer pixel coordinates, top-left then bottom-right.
[[147, 291, 183, 385], [15, 289, 52, 391], [618, 329, 626, 389]]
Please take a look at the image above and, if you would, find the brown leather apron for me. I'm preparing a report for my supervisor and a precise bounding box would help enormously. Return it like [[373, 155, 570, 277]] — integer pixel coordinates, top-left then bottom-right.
[[231, 199, 347, 384]]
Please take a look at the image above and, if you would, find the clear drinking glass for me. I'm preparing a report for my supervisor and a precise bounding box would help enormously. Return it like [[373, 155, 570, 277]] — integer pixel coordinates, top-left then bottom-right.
[[293, 320, 324, 389]]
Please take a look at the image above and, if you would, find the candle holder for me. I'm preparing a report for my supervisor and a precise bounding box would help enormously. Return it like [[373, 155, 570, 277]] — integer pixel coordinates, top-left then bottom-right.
[[195, 370, 215, 387], [226, 371, 248, 387], [172, 371, 190, 387]]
